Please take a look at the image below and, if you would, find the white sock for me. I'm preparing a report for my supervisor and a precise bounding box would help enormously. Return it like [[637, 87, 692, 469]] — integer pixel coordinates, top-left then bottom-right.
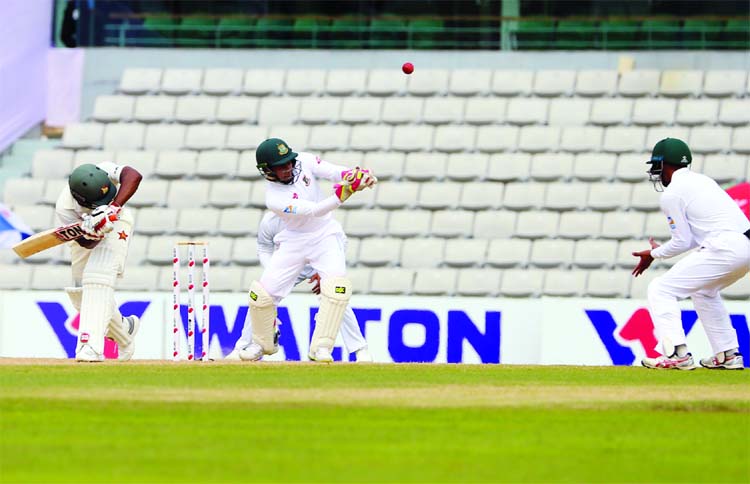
[[674, 344, 688, 357]]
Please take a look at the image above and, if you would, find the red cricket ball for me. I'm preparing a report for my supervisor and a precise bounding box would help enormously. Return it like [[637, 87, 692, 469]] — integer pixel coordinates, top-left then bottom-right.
[[402, 62, 414, 75]]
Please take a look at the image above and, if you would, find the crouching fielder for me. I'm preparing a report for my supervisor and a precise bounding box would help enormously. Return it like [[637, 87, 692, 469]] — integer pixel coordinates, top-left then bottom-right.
[[242, 138, 376, 363], [56, 162, 143, 362], [227, 211, 372, 361]]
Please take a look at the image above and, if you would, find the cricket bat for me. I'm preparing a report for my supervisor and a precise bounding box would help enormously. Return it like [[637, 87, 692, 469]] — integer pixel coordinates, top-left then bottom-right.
[[12, 214, 118, 259]]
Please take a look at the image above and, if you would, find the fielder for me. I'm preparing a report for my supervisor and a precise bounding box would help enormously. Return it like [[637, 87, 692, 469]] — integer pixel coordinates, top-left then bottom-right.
[[241, 137, 376, 363], [56, 162, 143, 362], [632, 138, 749, 370], [226, 211, 372, 362]]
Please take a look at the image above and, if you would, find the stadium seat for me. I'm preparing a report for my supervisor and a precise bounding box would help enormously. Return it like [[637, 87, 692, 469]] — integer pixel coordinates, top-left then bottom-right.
[[476, 126, 519, 153], [423, 98, 465, 125], [590, 99, 633, 126], [616, 240, 646, 268], [119, 68, 162, 95], [515, 211, 559, 239], [366, 69, 407, 96], [601, 212, 646, 239], [543, 270, 587, 297], [346, 238, 361, 266], [485, 239, 530, 268], [587, 182, 631, 211], [486, 153, 530, 181], [42, 179, 67, 205], [413, 268, 457, 295], [128, 179, 168, 208], [703, 70, 747, 97], [136, 208, 176, 235], [456, 268, 502, 296], [718, 99, 750, 126], [557, 211, 602, 239], [11, 205, 53, 231], [218, 208, 261, 237], [243, 69, 286, 96], [362, 152, 404, 180], [175, 96, 217, 124], [154, 150, 197, 179], [226, 126, 267, 151], [575, 70, 618, 97], [196, 150, 238, 178], [573, 153, 616, 182], [491, 70, 534, 96], [350, 125, 392, 152], [586, 270, 629, 298], [308, 126, 351, 151], [689, 126, 731, 154], [62, 123, 104, 149], [530, 239, 575, 268], [161, 68, 202, 95], [645, 212, 671, 240], [433, 126, 475, 153], [499, 269, 545, 297], [202, 68, 244, 95], [659, 70, 703, 97], [632, 98, 677, 126], [473, 210, 517, 239], [3, 178, 45, 206], [346, 209, 389, 237], [299, 98, 342, 124], [257, 98, 301, 126], [73, 150, 113, 167], [103, 123, 145, 150], [629, 183, 660, 211], [645, 126, 690, 152], [533, 70, 576, 97], [30, 265, 72, 289], [573, 239, 618, 268], [548, 99, 591, 125], [144, 124, 185, 150], [388, 210, 431, 238], [210, 180, 249, 210], [346, 267, 371, 294], [430, 210, 474, 238], [544, 182, 587, 211], [561, 127, 604, 154], [236, 151, 263, 180], [402, 153, 446, 181], [602, 127, 646, 153], [503, 182, 545, 210], [444, 239, 488, 267], [676, 99, 719, 126], [370, 268, 414, 295], [417, 182, 460, 210], [325, 69, 367, 96], [167, 180, 210, 209], [31, 150, 74, 179], [92, 95, 135, 122], [285, 69, 327, 96], [518, 126, 560, 153], [267, 125, 309, 151], [449, 70, 492, 96], [208, 266, 245, 292], [506, 98, 548, 125], [216, 97, 259, 124], [731, 127, 750, 153], [459, 182, 503, 210], [618, 70, 660, 97], [340, 98, 383, 124], [381, 98, 424, 124], [464, 98, 507, 125], [399, 238, 445, 268], [530, 153, 574, 181], [702, 154, 747, 184], [248, 180, 267, 208], [407, 69, 449, 96], [357, 237, 402, 267], [391, 126, 434, 152], [444, 153, 488, 181], [122, 234, 148, 265], [116, 150, 157, 177]]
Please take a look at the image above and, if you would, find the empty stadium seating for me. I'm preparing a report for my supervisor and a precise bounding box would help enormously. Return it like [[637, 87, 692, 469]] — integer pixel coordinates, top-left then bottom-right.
[[2, 67, 748, 300]]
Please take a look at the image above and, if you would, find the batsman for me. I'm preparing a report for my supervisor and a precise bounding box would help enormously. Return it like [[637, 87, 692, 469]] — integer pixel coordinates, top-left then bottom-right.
[[243, 137, 376, 362], [56, 162, 143, 362]]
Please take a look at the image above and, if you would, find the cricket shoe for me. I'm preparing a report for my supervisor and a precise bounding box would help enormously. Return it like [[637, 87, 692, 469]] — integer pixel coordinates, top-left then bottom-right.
[[117, 315, 140, 361], [641, 353, 695, 370], [309, 347, 334, 363], [76, 344, 104, 362], [224, 349, 241, 361], [354, 347, 373, 362], [239, 343, 264, 361], [700, 352, 744, 370]]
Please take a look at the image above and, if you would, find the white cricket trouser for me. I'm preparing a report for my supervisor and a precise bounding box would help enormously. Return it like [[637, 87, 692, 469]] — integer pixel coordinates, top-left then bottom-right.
[[234, 305, 367, 355], [647, 231, 750, 355]]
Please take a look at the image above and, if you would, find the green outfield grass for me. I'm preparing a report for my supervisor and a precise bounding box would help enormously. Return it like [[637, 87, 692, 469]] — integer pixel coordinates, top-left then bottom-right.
[[0, 362, 748, 483]]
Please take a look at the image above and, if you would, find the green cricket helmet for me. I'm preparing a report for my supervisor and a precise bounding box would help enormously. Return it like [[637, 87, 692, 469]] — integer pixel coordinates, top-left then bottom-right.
[[68, 164, 117, 208], [646, 138, 692, 191], [255, 137, 300, 184]]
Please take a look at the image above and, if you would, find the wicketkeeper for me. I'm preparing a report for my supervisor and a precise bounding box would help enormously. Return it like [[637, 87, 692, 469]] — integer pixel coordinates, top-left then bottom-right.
[[56, 162, 143, 362], [241, 137, 376, 362]]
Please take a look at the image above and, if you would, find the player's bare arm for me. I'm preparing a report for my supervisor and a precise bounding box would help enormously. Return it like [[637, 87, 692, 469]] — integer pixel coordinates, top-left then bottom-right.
[[631, 237, 660, 277]]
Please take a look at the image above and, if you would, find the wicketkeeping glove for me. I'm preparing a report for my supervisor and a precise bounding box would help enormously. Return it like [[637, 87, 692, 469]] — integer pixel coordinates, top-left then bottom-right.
[[341, 167, 378, 192], [333, 183, 355, 203]]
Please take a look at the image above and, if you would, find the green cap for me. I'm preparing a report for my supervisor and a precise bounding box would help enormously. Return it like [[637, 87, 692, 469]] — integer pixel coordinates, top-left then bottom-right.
[[255, 138, 298, 170], [647, 138, 692, 167], [68, 164, 116, 208]]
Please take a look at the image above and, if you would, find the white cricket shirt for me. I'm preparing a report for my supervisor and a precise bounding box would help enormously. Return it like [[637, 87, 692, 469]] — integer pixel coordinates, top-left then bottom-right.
[[651, 168, 750, 259]]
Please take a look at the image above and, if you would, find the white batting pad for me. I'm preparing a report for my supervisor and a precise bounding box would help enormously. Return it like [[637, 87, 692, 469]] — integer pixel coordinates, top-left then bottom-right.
[[249, 280, 278, 354], [310, 276, 352, 354], [77, 283, 113, 357]]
